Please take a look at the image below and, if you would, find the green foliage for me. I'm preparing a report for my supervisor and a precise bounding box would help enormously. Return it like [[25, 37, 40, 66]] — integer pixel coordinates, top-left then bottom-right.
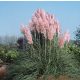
[[4, 29, 80, 80], [75, 27, 80, 46], [0, 28, 80, 80], [6, 50, 38, 80], [0, 45, 19, 62], [68, 43, 80, 65], [5, 49, 19, 59], [6, 32, 80, 80], [75, 27, 80, 40]]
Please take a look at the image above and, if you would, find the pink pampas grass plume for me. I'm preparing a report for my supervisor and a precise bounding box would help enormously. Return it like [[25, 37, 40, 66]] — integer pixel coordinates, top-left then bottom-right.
[[58, 31, 70, 48], [21, 25, 33, 44]]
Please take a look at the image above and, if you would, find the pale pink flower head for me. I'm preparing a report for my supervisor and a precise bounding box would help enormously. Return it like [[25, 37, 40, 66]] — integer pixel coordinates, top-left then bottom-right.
[[32, 16, 38, 25], [56, 22, 60, 34], [38, 17, 43, 26], [63, 31, 70, 43], [36, 9, 46, 19], [40, 9, 46, 19], [56, 24, 60, 34], [21, 24, 33, 44], [58, 34, 65, 48], [20, 24, 26, 34], [28, 21, 35, 31], [58, 31, 70, 48], [47, 25, 56, 41], [53, 20, 60, 34]]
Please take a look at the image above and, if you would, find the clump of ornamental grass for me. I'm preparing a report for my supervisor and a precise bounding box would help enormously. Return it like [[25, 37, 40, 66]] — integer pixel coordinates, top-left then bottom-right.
[[20, 9, 80, 79], [6, 9, 80, 80]]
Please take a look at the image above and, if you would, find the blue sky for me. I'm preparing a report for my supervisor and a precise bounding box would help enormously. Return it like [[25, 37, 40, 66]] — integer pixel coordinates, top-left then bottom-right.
[[0, 1, 80, 39]]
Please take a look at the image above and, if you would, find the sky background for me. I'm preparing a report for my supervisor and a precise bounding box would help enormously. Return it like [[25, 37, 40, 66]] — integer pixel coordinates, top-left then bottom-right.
[[0, 1, 80, 39]]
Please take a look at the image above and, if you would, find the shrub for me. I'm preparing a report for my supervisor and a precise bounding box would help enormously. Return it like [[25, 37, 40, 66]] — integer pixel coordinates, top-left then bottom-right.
[[0, 45, 19, 63]]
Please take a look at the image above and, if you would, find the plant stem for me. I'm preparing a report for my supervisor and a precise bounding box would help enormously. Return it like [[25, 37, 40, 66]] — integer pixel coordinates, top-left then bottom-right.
[[49, 40, 51, 64], [35, 31, 36, 41], [39, 33, 41, 61], [45, 38, 46, 62]]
